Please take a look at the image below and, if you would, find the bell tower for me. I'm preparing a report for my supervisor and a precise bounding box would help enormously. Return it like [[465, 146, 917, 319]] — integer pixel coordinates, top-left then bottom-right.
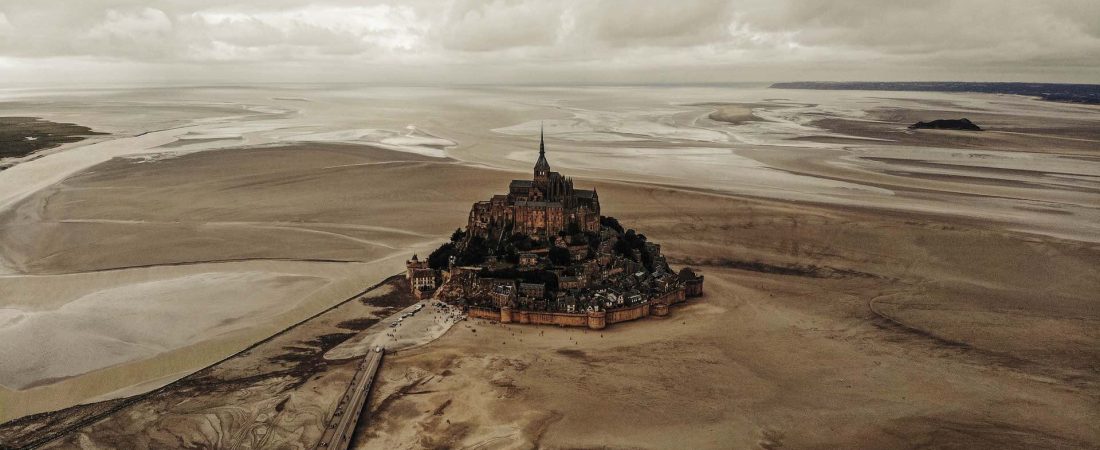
[[533, 123, 550, 186]]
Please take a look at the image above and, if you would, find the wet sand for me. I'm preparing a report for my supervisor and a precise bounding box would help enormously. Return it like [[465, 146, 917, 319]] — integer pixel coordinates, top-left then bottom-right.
[[359, 180, 1099, 449], [0, 86, 1096, 448], [0, 144, 497, 422], [692, 103, 763, 125], [1, 277, 416, 449]]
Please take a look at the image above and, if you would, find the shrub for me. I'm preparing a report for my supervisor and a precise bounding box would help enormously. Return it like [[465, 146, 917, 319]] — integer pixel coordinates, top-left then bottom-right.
[[600, 216, 624, 234], [428, 242, 456, 269], [450, 228, 466, 243], [548, 246, 571, 266]]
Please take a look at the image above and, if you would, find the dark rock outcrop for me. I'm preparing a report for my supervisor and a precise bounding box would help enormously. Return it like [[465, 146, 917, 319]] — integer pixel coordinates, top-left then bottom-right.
[[908, 118, 982, 131], [0, 117, 103, 159]]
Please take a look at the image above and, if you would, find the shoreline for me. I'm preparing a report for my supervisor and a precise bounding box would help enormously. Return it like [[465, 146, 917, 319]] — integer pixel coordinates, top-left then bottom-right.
[[769, 81, 1100, 105]]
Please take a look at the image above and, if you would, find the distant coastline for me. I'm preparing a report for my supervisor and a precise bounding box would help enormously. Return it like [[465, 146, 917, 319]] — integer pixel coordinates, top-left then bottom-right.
[[0, 116, 103, 165], [769, 81, 1100, 105]]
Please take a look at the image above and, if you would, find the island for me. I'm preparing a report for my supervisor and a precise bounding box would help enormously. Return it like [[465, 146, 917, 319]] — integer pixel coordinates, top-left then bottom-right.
[[908, 118, 983, 131], [407, 128, 703, 329]]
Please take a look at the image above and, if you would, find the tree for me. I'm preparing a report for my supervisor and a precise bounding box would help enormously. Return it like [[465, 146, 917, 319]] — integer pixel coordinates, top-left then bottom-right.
[[614, 238, 634, 259], [459, 235, 489, 266], [566, 221, 582, 236], [640, 246, 654, 271], [585, 231, 600, 252], [600, 216, 624, 234], [509, 232, 535, 251], [428, 242, 456, 269], [548, 246, 571, 266], [613, 227, 650, 261], [450, 228, 466, 243]]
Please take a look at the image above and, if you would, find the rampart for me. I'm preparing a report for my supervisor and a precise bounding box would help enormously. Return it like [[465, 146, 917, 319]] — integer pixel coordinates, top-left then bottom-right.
[[464, 287, 693, 330], [606, 303, 649, 323], [468, 307, 500, 321]]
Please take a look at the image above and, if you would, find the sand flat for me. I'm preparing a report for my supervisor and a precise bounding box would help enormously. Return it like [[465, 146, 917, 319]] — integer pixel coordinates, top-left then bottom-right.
[[0, 270, 328, 390], [358, 179, 1099, 449], [0, 144, 473, 422], [0, 86, 1096, 448]]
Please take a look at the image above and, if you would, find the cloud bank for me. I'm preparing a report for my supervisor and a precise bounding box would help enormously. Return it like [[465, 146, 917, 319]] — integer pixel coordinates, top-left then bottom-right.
[[0, 0, 1097, 85]]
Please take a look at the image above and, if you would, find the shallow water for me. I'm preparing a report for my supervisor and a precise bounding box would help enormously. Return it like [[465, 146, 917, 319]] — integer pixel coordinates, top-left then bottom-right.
[[2, 84, 1098, 242]]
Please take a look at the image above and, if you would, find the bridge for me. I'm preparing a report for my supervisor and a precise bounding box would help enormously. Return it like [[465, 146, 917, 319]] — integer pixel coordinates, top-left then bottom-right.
[[316, 349, 384, 450]]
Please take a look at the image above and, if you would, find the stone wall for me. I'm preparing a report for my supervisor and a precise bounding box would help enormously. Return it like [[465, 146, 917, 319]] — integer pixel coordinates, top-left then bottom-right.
[[513, 310, 590, 327], [685, 276, 704, 297], [606, 303, 650, 324], [653, 289, 686, 306], [463, 286, 693, 329], [468, 307, 500, 321]]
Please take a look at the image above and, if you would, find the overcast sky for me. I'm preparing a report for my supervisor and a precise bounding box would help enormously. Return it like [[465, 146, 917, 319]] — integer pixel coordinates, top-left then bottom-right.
[[1, 0, 1097, 86]]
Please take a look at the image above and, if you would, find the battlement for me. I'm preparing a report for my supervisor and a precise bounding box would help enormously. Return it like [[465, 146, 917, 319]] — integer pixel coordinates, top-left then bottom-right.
[[463, 285, 692, 330]]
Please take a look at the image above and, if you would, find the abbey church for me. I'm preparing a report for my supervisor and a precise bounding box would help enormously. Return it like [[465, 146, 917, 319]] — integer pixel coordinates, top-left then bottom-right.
[[467, 128, 601, 241]]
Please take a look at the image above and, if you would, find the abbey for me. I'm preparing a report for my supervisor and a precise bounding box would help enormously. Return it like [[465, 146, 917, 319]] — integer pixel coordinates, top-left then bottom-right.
[[412, 128, 704, 328], [467, 128, 601, 240]]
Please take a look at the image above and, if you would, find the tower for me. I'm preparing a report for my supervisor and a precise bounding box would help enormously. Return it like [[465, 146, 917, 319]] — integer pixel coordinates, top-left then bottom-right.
[[534, 123, 550, 185]]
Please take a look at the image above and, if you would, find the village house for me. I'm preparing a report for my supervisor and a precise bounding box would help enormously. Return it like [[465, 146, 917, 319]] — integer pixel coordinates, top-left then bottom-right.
[[568, 243, 589, 261], [519, 282, 545, 299], [411, 268, 439, 299], [405, 254, 429, 279], [680, 268, 705, 297], [559, 275, 584, 290], [518, 252, 539, 268]]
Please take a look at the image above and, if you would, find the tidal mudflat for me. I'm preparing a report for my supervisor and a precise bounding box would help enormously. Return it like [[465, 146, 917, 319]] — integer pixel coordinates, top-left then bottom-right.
[[0, 85, 1097, 449]]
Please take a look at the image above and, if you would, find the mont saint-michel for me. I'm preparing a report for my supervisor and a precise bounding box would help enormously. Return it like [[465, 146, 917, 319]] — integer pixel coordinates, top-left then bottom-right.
[[407, 130, 704, 328]]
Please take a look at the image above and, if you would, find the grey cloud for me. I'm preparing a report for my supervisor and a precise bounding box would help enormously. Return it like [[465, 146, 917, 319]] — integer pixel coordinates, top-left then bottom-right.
[[575, 0, 736, 47], [437, 0, 563, 51], [759, 0, 1100, 57], [0, 0, 1096, 84]]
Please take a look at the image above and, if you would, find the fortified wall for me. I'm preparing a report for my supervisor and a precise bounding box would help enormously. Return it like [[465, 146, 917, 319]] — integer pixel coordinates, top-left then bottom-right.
[[467, 287, 689, 330]]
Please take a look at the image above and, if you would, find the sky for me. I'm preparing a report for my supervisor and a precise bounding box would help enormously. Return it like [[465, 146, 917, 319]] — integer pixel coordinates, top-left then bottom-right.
[[0, 0, 1097, 86]]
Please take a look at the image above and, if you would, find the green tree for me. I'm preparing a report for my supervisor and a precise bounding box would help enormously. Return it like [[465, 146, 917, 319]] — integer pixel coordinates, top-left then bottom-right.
[[450, 228, 466, 243], [459, 235, 489, 266], [428, 242, 456, 269], [600, 216, 624, 234], [548, 246, 571, 266]]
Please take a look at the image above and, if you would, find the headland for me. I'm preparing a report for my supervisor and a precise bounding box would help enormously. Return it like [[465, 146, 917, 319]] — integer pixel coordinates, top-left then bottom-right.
[[0, 117, 104, 169]]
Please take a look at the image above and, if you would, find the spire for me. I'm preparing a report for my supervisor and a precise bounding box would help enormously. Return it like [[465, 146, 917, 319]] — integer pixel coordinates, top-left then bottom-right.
[[534, 121, 550, 174]]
